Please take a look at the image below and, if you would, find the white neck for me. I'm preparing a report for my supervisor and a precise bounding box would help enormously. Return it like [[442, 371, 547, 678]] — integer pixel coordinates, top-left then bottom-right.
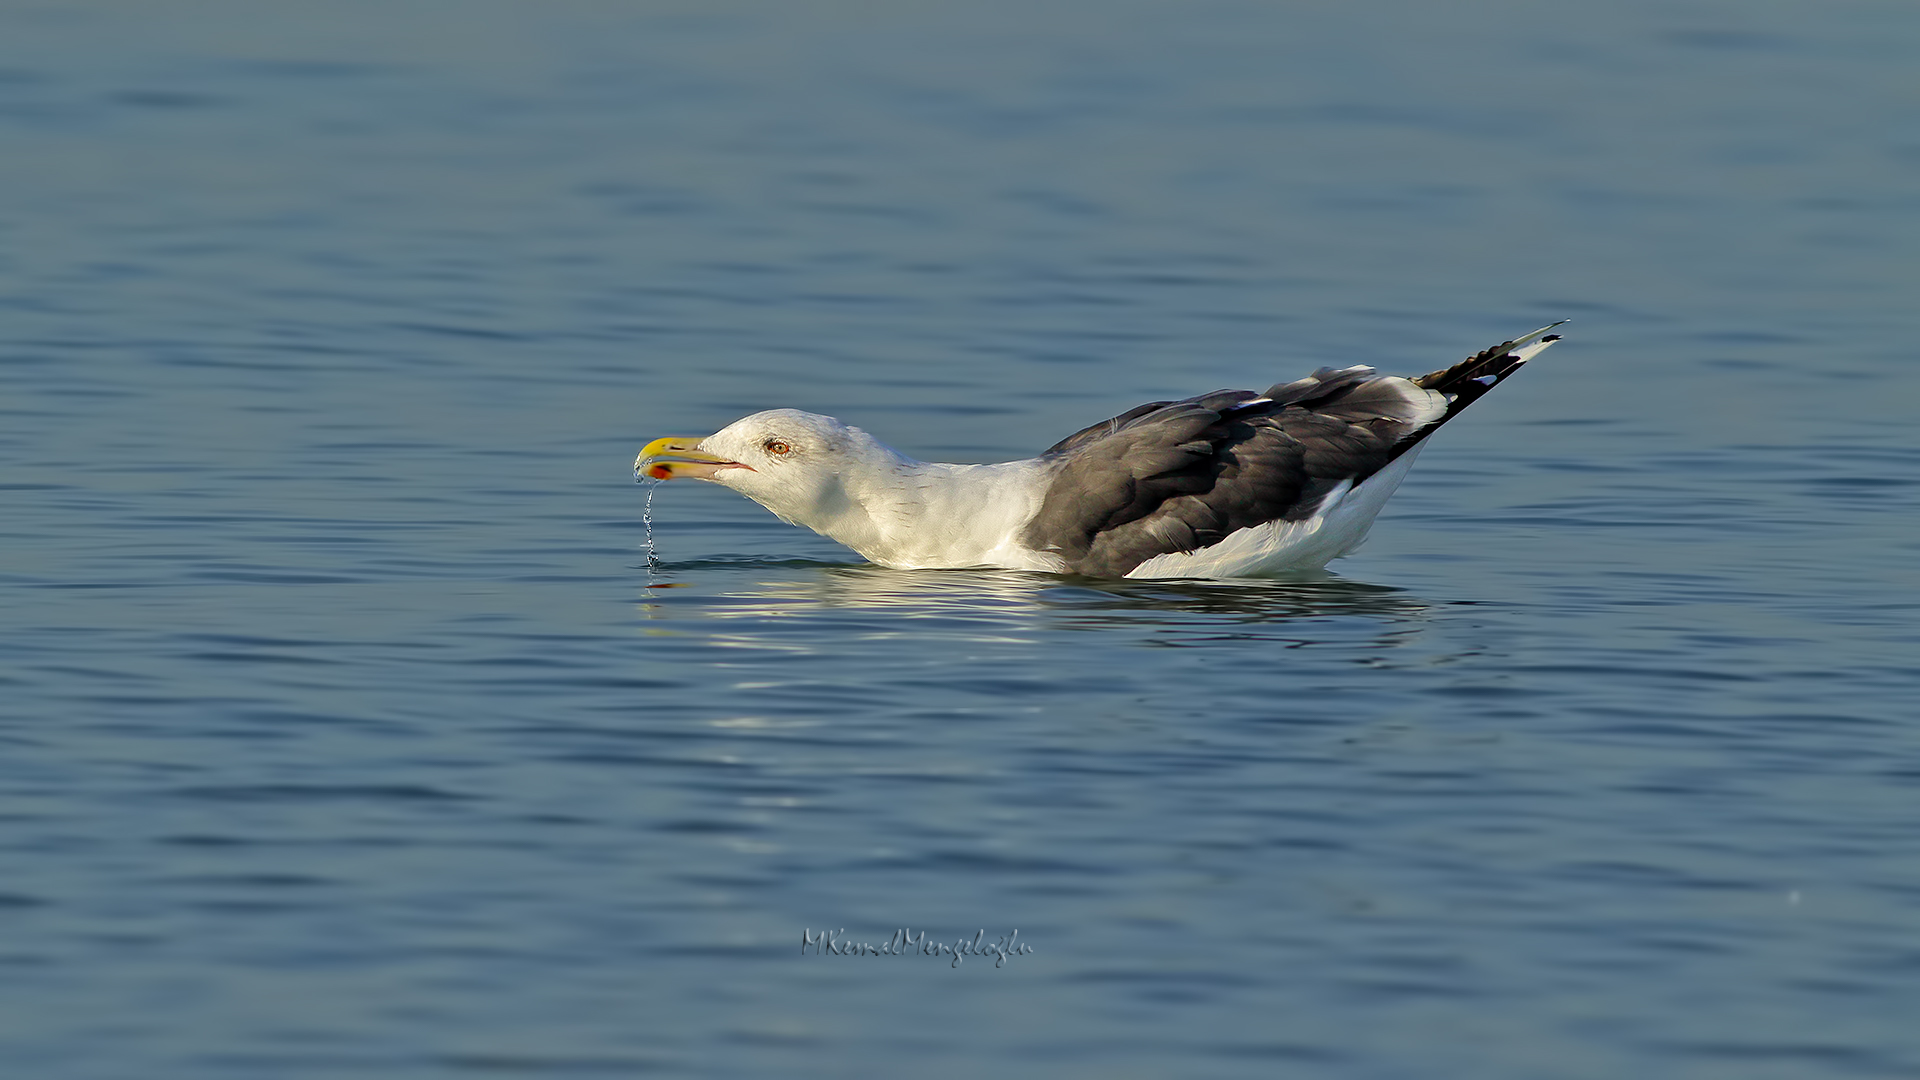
[[810, 457, 1061, 571]]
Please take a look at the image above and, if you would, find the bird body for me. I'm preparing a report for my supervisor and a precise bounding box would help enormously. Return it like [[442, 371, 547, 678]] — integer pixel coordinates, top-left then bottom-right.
[[637, 324, 1563, 579]]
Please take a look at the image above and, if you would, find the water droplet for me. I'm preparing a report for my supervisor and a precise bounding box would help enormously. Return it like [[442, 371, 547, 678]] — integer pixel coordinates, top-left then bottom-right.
[[642, 478, 664, 581]]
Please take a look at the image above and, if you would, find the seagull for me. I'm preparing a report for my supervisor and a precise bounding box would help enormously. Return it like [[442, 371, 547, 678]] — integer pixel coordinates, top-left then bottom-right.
[[636, 323, 1563, 578]]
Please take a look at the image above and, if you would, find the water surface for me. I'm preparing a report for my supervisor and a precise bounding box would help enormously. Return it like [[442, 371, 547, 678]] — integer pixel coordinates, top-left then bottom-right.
[[4, 2, 1919, 1077]]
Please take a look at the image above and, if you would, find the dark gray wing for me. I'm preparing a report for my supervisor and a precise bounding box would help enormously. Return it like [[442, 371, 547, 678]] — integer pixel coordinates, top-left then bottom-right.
[[1022, 367, 1447, 577], [1023, 326, 1562, 576]]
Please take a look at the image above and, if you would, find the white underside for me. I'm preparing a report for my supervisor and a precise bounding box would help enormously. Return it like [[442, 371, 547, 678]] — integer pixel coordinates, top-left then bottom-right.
[[1123, 447, 1426, 579]]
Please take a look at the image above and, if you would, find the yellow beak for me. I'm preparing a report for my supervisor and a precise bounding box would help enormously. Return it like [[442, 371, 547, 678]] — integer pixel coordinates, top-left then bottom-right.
[[634, 436, 740, 481]]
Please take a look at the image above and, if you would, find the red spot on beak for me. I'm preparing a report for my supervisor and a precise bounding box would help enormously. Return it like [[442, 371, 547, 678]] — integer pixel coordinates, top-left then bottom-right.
[[647, 464, 672, 480]]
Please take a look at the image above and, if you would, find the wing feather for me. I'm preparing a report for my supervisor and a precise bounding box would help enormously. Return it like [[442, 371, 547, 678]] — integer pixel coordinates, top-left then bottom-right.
[[1022, 328, 1562, 576], [1024, 372, 1445, 576]]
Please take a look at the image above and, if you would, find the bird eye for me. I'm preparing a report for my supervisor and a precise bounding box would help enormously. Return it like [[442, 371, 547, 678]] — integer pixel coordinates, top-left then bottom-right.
[[764, 439, 791, 456]]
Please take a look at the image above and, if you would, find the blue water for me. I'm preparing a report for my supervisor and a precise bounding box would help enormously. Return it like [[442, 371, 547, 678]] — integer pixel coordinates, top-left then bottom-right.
[[5, 2, 1920, 1077]]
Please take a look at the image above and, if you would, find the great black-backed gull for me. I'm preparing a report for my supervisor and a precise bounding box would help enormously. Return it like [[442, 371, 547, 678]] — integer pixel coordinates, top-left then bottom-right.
[[635, 323, 1563, 579]]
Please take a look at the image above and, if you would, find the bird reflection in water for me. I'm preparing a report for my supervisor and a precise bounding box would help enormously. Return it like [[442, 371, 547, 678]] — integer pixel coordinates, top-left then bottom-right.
[[635, 559, 1435, 650]]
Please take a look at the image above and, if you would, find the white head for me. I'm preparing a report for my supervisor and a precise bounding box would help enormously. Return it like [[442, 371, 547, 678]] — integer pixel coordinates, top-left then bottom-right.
[[635, 409, 907, 532]]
